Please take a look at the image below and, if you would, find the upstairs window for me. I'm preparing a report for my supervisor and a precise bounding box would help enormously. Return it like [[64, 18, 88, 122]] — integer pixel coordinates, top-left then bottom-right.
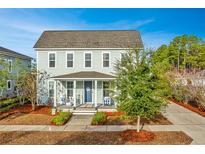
[[85, 53, 91, 68], [67, 53, 73, 68], [49, 53, 56, 68], [103, 53, 110, 67], [8, 60, 12, 73]]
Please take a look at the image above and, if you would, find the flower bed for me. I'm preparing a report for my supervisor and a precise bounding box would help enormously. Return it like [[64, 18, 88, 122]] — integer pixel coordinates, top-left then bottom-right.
[[51, 112, 72, 126], [92, 111, 172, 125], [171, 99, 205, 117], [121, 130, 155, 142]]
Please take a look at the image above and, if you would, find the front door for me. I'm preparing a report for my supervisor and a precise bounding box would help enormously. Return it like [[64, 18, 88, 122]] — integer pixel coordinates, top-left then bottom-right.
[[84, 81, 92, 103]]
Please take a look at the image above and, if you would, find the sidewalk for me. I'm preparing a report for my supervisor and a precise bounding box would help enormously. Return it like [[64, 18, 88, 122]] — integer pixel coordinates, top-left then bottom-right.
[[0, 103, 205, 144]]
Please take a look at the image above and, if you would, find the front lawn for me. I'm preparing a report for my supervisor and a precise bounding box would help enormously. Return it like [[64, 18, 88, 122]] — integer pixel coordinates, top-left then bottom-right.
[[92, 112, 172, 125], [0, 131, 192, 145]]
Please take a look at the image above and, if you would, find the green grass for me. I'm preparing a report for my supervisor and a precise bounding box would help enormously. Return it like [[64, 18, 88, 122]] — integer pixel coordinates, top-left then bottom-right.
[[51, 112, 72, 125], [91, 112, 106, 125]]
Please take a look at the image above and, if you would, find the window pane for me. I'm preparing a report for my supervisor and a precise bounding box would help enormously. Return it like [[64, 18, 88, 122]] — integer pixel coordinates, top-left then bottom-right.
[[67, 61, 73, 67], [8, 61, 12, 72], [49, 61, 55, 67], [103, 82, 110, 97], [103, 53, 109, 61], [121, 53, 126, 60], [7, 81, 11, 89], [49, 54, 55, 61], [103, 61, 109, 67], [67, 82, 73, 88], [85, 61, 91, 67], [67, 53, 73, 61], [85, 53, 91, 60], [49, 81, 54, 97]]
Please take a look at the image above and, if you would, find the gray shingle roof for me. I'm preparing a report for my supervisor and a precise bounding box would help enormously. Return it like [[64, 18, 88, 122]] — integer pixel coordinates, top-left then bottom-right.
[[52, 71, 116, 79], [34, 30, 143, 49], [0, 46, 32, 60]]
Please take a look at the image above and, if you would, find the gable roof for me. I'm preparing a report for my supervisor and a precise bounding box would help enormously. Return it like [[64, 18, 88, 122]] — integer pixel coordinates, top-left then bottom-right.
[[34, 30, 143, 49], [0, 46, 32, 60], [52, 71, 116, 79]]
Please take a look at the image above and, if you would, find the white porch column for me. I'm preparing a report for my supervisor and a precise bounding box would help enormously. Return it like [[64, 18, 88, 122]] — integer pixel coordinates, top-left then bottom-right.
[[94, 80, 97, 107], [54, 80, 57, 107], [73, 80, 76, 108]]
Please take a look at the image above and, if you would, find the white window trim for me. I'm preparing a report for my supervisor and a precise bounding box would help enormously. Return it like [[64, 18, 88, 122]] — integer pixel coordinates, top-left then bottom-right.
[[102, 51, 110, 68], [66, 51, 74, 68], [84, 51, 92, 68], [7, 80, 12, 90], [48, 52, 57, 68], [8, 59, 12, 73]]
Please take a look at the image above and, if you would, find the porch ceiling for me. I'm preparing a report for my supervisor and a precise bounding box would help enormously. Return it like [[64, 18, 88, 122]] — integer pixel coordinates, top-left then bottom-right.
[[51, 71, 116, 80]]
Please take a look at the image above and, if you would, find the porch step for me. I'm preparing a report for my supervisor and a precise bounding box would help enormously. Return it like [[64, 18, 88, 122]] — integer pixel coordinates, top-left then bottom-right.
[[72, 110, 97, 115]]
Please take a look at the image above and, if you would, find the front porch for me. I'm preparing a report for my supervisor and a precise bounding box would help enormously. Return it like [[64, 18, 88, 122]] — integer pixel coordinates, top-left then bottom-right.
[[51, 71, 116, 112]]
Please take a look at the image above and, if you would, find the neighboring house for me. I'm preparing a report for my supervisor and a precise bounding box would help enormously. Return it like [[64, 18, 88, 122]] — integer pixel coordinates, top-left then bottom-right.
[[0, 46, 32, 98], [34, 30, 143, 111]]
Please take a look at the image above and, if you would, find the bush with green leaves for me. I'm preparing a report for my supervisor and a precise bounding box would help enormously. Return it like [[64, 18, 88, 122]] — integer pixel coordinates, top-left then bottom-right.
[[0, 97, 19, 113], [51, 112, 72, 125], [91, 112, 106, 125]]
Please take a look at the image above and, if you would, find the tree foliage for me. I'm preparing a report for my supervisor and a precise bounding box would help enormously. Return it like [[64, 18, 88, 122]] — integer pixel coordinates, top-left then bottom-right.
[[151, 35, 205, 73], [113, 49, 168, 132]]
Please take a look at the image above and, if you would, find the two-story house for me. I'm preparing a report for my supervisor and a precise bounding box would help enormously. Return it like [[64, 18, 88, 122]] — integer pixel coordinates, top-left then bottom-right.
[[0, 46, 32, 98], [34, 30, 143, 111]]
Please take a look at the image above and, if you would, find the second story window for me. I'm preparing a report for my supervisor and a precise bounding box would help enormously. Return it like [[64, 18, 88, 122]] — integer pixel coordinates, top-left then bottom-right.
[[67, 53, 73, 68], [85, 53, 91, 68], [103, 53, 110, 67], [49, 53, 56, 68], [8, 60, 12, 73]]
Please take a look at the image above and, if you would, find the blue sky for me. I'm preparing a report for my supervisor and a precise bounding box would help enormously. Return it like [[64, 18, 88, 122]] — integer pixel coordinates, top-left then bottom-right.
[[0, 8, 205, 58]]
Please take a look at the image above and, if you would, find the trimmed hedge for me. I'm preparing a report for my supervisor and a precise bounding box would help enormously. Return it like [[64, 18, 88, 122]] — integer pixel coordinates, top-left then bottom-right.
[[91, 112, 106, 125], [51, 112, 72, 125]]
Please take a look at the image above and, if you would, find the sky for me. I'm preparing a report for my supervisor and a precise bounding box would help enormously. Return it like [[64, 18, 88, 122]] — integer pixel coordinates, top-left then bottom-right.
[[0, 8, 205, 58]]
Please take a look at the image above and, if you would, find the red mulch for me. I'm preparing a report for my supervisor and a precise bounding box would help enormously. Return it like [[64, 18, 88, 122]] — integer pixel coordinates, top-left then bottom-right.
[[171, 99, 205, 117], [121, 130, 155, 142], [5, 104, 51, 116], [105, 111, 124, 117]]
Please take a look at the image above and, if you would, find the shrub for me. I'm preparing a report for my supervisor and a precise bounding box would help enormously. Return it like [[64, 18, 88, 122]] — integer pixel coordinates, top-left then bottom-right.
[[0, 97, 19, 108], [0, 97, 19, 113], [51, 112, 72, 125], [91, 112, 106, 125]]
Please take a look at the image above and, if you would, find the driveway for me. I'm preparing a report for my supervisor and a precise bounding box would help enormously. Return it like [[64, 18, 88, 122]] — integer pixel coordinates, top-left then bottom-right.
[[148, 103, 205, 144]]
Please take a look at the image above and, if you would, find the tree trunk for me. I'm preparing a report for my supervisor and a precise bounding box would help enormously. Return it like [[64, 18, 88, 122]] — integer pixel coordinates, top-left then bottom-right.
[[137, 116, 140, 132], [31, 98, 35, 111]]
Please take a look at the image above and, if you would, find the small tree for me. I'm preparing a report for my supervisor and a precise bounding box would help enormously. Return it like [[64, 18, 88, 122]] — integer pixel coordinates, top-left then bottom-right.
[[114, 49, 168, 132]]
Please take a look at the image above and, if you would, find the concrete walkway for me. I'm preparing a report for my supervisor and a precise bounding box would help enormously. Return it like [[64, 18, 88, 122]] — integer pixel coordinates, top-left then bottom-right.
[[0, 103, 205, 144]]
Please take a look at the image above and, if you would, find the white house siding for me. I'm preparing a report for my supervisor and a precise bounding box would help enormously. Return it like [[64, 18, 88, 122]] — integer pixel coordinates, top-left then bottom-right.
[[36, 48, 127, 106], [36, 49, 127, 76]]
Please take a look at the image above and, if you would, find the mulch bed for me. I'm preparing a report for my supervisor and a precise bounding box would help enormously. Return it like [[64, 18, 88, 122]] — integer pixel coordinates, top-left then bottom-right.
[[121, 130, 155, 142], [100, 113, 172, 125], [171, 99, 205, 117], [0, 104, 53, 125], [0, 131, 193, 145]]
